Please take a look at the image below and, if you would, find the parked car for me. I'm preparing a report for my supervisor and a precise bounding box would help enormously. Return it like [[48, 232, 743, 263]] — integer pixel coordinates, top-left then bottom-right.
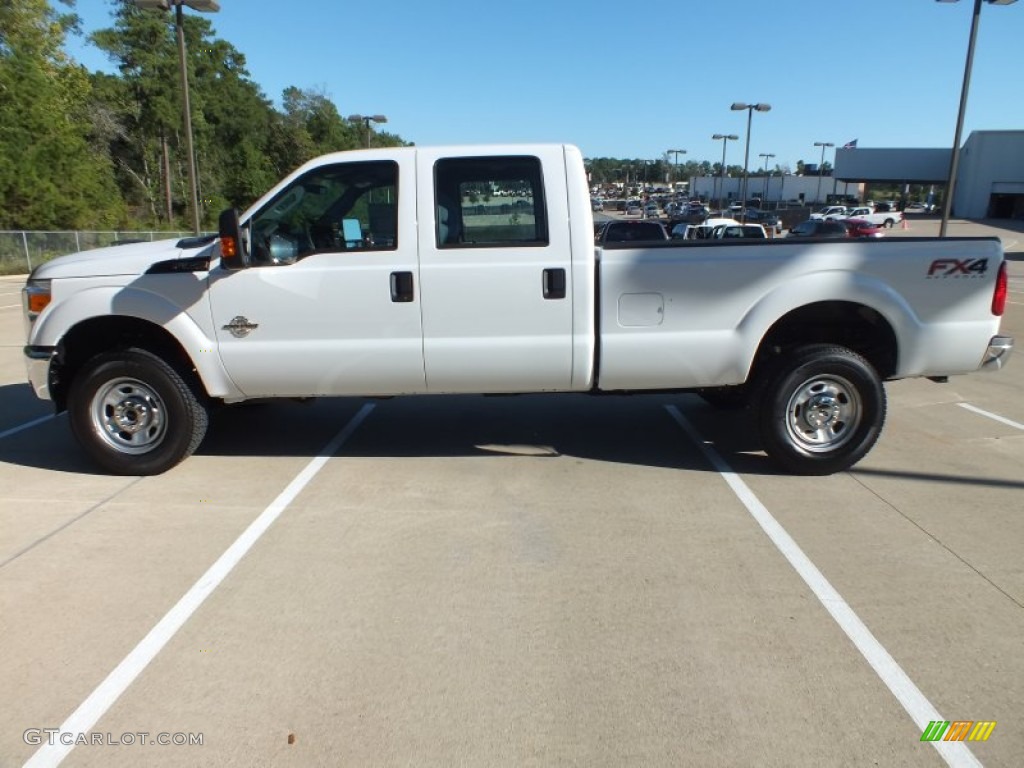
[[671, 217, 740, 240], [905, 202, 932, 213], [840, 206, 903, 229], [625, 201, 642, 216], [713, 223, 768, 239], [844, 218, 885, 239], [809, 206, 849, 221], [597, 220, 669, 243], [742, 209, 783, 235], [643, 203, 660, 219], [591, 198, 604, 212], [787, 219, 849, 239]]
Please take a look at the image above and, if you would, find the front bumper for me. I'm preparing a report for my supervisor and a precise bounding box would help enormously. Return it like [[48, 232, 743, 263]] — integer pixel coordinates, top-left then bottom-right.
[[24, 345, 55, 401], [980, 335, 1013, 372]]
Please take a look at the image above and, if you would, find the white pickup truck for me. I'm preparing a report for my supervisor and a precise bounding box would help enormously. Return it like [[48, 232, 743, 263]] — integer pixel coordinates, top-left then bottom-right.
[[834, 206, 904, 229], [809, 205, 849, 220], [22, 144, 1013, 476]]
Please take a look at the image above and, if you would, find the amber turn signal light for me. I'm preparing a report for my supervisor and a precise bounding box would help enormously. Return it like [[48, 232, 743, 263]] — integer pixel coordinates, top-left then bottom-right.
[[220, 235, 237, 259], [27, 292, 51, 314]]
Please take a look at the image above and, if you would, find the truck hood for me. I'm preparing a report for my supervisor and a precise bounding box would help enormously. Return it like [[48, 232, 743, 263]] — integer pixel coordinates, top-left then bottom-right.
[[30, 236, 217, 280]]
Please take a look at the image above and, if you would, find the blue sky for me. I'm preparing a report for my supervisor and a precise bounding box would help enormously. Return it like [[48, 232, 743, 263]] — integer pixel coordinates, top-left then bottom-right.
[[63, 0, 1022, 171]]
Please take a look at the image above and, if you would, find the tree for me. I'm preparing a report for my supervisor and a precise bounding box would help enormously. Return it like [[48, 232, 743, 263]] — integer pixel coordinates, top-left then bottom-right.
[[0, 0, 122, 229], [91, 2, 281, 223], [91, 3, 190, 224], [190, 35, 277, 210]]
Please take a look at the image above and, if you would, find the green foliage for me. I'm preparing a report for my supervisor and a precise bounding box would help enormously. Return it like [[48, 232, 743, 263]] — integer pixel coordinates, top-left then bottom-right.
[[1, 0, 410, 231], [0, 0, 123, 229], [586, 156, 750, 188]]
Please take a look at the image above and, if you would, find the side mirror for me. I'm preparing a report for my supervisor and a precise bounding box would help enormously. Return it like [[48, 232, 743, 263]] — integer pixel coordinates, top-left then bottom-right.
[[218, 208, 249, 271]]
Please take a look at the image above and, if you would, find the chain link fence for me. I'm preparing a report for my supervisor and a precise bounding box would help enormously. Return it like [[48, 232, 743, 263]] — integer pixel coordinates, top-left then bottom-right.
[[0, 231, 194, 276]]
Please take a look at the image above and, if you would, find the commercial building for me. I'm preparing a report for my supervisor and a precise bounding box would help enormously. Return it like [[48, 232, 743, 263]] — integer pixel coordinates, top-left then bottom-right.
[[686, 130, 1024, 217], [834, 130, 1024, 219]]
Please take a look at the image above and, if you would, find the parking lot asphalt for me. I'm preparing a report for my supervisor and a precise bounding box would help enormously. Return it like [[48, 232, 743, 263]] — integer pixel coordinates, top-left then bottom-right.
[[1, 229, 1022, 767]]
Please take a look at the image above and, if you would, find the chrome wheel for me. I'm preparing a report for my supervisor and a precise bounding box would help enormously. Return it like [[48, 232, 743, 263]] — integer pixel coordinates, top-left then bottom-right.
[[783, 374, 861, 453], [90, 376, 168, 454], [757, 345, 885, 475]]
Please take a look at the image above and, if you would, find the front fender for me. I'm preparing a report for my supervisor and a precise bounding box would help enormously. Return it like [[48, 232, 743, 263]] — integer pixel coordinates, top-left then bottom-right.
[[30, 277, 243, 400]]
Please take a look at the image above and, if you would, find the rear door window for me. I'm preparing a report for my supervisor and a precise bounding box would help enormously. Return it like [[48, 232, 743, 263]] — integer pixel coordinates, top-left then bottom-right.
[[434, 156, 548, 248]]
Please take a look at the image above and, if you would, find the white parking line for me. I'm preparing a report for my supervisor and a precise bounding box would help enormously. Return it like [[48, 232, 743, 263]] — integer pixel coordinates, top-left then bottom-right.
[[0, 414, 57, 440], [664, 405, 982, 768], [22, 402, 376, 768], [0, 303, 22, 309], [957, 402, 1024, 431]]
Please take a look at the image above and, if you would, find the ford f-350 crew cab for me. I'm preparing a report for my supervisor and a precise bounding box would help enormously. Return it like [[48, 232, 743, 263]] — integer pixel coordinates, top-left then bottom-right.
[[22, 144, 1013, 476]]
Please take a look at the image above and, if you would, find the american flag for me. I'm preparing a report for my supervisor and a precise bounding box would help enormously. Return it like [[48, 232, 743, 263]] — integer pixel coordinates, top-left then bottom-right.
[[842, 139, 858, 149]]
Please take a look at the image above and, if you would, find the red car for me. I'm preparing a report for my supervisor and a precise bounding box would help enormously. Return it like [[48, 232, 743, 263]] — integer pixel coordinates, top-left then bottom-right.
[[845, 218, 884, 239]]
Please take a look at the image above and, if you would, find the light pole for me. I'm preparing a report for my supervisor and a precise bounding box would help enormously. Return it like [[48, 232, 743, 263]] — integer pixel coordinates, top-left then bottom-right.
[[730, 102, 771, 222], [711, 134, 738, 212], [935, 0, 1017, 236], [642, 159, 655, 187], [347, 114, 388, 148], [813, 141, 834, 206], [758, 153, 775, 204], [135, 0, 220, 235], [667, 149, 686, 189]]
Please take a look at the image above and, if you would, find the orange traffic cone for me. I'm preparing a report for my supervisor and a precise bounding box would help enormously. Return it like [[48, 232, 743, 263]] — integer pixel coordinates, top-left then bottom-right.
[[901, 216, 909, 230]]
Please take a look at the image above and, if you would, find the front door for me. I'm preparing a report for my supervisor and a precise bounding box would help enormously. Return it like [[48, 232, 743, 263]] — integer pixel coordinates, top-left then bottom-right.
[[208, 155, 425, 397]]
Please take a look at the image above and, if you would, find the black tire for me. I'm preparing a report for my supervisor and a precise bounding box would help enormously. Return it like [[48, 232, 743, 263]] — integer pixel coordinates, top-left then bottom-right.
[[884, 218, 895, 228], [755, 344, 886, 475], [67, 348, 208, 475], [697, 385, 750, 410]]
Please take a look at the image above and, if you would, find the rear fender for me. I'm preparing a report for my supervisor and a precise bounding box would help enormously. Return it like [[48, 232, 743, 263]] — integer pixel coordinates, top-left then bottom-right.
[[734, 271, 918, 378]]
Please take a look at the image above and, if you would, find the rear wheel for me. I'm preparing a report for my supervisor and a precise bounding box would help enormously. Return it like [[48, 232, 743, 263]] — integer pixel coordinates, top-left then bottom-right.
[[756, 345, 885, 475], [68, 348, 208, 475], [884, 218, 895, 228]]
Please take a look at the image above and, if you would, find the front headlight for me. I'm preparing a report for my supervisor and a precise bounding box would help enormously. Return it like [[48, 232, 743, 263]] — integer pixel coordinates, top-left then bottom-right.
[[23, 279, 52, 323]]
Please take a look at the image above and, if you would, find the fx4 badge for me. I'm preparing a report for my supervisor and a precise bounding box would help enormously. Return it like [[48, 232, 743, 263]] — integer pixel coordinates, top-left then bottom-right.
[[222, 316, 259, 338], [927, 258, 988, 278]]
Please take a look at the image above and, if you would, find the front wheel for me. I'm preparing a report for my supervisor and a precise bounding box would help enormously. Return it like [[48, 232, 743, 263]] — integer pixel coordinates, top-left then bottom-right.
[[756, 345, 886, 475], [68, 348, 208, 475]]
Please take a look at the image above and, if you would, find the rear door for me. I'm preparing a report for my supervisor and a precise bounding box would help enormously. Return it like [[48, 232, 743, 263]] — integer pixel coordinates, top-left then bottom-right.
[[415, 147, 575, 393]]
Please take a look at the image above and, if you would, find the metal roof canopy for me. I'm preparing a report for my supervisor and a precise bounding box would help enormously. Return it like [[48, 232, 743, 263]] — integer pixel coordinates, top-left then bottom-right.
[[834, 147, 952, 184]]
